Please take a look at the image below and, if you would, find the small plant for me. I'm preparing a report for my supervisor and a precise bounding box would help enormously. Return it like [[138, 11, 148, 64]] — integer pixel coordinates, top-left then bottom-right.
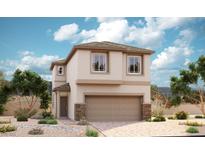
[[167, 116, 175, 120], [186, 127, 199, 133], [42, 111, 54, 119], [38, 118, 58, 125], [46, 119, 58, 125], [175, 111, 188, 120], [86, 128, 98, 137], [38, 119, 47, 124], [152, 115, 166, 122], [183, 121, 203, 127], [0, 119, 11, 124], [0, 124, 16, 133], [17, 115, 28, 121], [14, 108, 37, 118], [28, 128, 44, 135], [195, 115, 205, 119]]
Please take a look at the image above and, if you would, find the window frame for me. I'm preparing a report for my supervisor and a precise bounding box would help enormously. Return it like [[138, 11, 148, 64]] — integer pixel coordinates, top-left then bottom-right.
[[57, 66, 64, 76], [91, 52, 108, 73], [127, 55, 142, 75]]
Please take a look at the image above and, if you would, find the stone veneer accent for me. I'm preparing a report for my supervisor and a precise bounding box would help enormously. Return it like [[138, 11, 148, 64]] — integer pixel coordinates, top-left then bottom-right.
[[142, 104, 151, 120], [75, 104, 86, 121]]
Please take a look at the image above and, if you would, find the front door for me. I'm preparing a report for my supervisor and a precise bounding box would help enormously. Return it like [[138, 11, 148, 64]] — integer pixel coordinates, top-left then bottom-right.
[[60, 96, 68, 117]]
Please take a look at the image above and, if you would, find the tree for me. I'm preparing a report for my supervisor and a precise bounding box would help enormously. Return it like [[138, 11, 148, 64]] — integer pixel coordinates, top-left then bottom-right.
[[0, 71, 10, 114], [11, 69, 49, 110], [170, 55, 205, 115], [40, 91, 50, 111], [151, 85, 170, 116]]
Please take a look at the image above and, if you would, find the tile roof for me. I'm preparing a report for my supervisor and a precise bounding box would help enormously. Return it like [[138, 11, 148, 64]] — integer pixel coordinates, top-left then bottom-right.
[[52, 83, 70, 92]]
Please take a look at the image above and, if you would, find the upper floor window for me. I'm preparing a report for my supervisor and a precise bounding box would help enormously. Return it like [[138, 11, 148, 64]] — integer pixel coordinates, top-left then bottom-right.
[[57, 66, 64, 75], [127, 55, 142, 75], [91, 53, 108, 73]]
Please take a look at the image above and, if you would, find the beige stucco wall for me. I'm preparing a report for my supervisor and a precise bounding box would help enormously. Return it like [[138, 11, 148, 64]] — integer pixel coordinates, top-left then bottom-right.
[[66, 52, 79, 119], [52, 65, 66, 89], [52, 49, 151, 120], [161, 104, 202, 115], [76, 50, 150, 82]]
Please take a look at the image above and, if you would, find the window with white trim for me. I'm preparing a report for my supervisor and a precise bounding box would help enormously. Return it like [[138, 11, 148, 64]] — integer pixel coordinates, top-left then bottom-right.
[[91, 53, 107, 73], [57, 66, 64, 75], [127, 56, 142, 74]]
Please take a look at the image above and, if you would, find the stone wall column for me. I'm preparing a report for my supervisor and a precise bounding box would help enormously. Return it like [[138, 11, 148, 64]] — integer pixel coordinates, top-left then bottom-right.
[[142, 104, 151, 120], [75, 104, 86, 121]]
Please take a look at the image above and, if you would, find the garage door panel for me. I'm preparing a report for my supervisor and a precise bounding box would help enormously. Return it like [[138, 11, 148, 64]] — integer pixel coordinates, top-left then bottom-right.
[[86, 96, 142, 121]]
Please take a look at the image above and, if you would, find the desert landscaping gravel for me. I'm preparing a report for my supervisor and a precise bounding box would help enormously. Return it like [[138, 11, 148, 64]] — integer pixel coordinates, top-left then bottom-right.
[[0, 116, 86, 137], [91, 117, 205, 137]]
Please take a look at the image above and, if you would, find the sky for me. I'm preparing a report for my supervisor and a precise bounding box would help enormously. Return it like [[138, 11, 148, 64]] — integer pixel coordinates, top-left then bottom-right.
[[0, 17, 205, 86]]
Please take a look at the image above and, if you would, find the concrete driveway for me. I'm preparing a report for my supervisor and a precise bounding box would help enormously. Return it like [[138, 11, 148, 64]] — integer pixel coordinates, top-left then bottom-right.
[[91, 119, 205, 137]]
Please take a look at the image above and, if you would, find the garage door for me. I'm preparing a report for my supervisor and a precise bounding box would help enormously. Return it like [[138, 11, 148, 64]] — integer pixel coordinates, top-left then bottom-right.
[[85, 96, 142, 121]]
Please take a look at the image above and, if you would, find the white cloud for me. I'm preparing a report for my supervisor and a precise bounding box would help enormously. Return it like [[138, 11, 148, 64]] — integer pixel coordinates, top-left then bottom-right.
[[151, 28, 194, 70], [53, 23, 79, 41], [53, 17, 192, 49], [96, 17, 125, 23], [0, 51, 59, 80]]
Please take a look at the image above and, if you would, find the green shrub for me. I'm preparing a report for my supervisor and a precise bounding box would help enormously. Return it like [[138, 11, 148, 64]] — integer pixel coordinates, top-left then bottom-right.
[[86, 128, 98, 137], [152, 116, 166, 122], [28, 128, 44, 135], [186, 127, 199, 133], [42, 111, 54, 119], [38, 119, 47, 124], [17, 115, 28, 121], [168, 116, 175, 120], [0, 124, 16, 133], [195, 115, 205, 119], [38, 119, 58, 125], [175, 111, 188, 120], [46, 119, 58, 125], [184, 121, 203, 127], [0, 105, 5, 115]]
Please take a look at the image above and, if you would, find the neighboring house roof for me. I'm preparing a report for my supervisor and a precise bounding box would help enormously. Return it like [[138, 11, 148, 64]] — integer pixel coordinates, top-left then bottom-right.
[[52, 83, 70, 92], [50, 41, 154, 70]]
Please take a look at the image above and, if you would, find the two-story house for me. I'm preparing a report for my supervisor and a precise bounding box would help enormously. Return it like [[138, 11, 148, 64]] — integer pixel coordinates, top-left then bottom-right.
[[50, 41, 154, 121]]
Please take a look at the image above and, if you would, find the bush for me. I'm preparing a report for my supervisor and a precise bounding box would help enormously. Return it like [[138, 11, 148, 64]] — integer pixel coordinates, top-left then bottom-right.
[[184, 121, 203, 127], [186, 127, 199, 133], [0, 105, 5, 115], [168, 116, 175, 120], [28, 128, 44, 135], [42, 111, 54, 119], [152, 116, 166, 122], [14, 108, 37, 121], [0, 124, 16, 133], [38, 119, 47, 124], [38, 119, 58, 125], [175, 111, 188, 120], [17, 115, 28, 121], [46, 119, 58, 125], [86, 128, 98, 137], [195, 115, 205, 119]]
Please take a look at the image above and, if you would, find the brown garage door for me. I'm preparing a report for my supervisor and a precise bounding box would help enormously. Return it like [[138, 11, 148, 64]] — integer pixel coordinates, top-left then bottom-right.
[[85, 96, 142, 121]]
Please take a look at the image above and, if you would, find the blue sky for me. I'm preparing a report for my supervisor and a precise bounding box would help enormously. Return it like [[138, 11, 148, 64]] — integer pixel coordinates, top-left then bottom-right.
[[0, 17, 205, 86]]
